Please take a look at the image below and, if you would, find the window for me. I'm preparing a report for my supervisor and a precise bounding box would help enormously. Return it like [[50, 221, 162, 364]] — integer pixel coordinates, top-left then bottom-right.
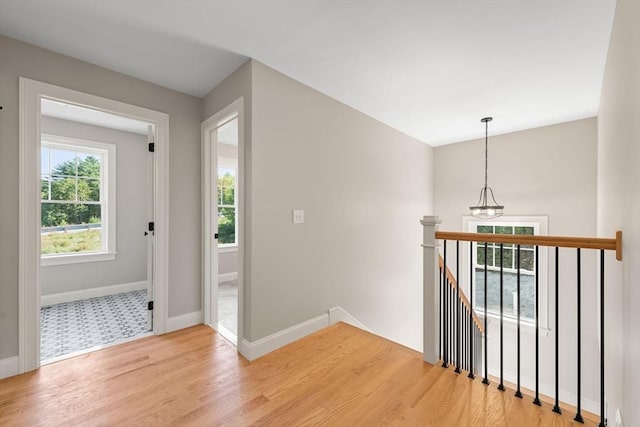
[[41, 135, 116, 265], [217, 157, 237, 246], [465, 217, 548, 327]]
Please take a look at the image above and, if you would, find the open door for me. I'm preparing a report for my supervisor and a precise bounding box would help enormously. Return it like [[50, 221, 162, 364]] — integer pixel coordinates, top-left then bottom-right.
[[202, 98, 243, 348], [146, 124, 155, 331]]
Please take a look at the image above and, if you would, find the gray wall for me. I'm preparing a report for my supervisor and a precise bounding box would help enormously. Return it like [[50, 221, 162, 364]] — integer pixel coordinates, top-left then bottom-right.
[[248, 61, 433, 348], [219, 251, 238, 276], [597, 1, 640, 425], [0, 35, 202, 359], [434, 118, 599, 402], [40, 117, 148, 295]]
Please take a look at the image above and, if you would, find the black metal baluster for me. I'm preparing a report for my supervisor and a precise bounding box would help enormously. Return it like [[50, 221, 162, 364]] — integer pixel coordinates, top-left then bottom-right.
[[515, 244, 523, 398], [575, 249, 584, 423], [463, 306, 467, 371], [442, 240, 448, 368], [439, 265, 443, 361], [456, 241, 461, 373], [599, 250, 605, 427], [553, 247, 562, 414], [468, 242, 475, 379], [498, 243, 505, 391], [482, 242, 489, 385], [449, 278, 453, 366], [533, 246, 541, 405]]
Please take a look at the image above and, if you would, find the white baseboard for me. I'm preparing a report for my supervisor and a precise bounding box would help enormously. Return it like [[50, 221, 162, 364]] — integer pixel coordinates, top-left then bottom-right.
[[41, 280, 147, 306], [218, 272, 238, 283], [239, 306, 368, 362], [329, 306, 371, 332], [0, 356, 19, 380], [166, 310, 203, 333], [487, 366, 600, 415]]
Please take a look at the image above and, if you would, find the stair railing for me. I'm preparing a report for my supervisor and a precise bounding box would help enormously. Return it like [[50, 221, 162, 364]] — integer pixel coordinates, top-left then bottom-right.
[[421, 216, 622, 427]]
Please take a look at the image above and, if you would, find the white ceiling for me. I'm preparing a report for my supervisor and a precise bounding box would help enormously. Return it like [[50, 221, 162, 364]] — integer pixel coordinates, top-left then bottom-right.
[[218, 118, 238, 146], [0, 1, 616, 146]]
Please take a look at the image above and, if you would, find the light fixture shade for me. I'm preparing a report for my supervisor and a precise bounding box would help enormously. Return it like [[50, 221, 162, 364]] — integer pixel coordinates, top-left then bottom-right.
[[470, 117, 504, 219], [469, 187, 504, 219]]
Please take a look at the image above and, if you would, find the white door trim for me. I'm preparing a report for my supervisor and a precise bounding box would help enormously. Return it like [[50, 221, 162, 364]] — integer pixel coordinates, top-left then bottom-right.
[[202, 97, 245, 350], [18, 77, 170, 373]]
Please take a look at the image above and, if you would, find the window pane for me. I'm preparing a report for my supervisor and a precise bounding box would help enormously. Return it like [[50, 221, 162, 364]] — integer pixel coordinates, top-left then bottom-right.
[[476, 244, 485, 265], [78, 178, 100, 201], [77, 154, 101, 178], [50, 176, 77, 201], [475, 269, 535, 321], [218, 206, 236, 244], [515, 226, 534, 235], [477, 225, 493, 233], [51, 148, 77, 176], [520, 250, 535, 272], [503, 247, 514, 269], [41, 225, 102, 255], [42, 202, 99, 228], [495, 226, 513, 234], [218, 172, 235, 206], [41, 176, 50, 200]]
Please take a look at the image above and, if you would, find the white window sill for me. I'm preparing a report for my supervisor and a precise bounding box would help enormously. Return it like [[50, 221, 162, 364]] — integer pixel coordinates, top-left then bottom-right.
[[477, 312, 550, 337], [218, 245, 238, 254], [41, 251, 117, 267]]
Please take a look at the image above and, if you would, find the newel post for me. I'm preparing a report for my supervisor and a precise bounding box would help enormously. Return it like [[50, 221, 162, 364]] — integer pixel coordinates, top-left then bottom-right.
[[421, 215, 441, 364]]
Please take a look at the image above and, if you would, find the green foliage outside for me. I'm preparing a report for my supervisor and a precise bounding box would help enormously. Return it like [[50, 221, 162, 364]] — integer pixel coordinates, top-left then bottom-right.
[[41, 229, 102, 254], [217, 172, 236, 244], [41, 152, 102, 255], [41, 155, 101, 227]]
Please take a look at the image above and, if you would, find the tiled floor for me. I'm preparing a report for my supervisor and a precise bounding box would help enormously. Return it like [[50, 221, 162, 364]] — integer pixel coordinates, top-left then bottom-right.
[[218, 279, 238, 336], [40, 289, 149, 362]]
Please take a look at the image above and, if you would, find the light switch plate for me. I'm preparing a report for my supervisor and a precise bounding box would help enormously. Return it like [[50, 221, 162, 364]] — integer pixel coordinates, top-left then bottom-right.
[[293, 209, 304, 224]]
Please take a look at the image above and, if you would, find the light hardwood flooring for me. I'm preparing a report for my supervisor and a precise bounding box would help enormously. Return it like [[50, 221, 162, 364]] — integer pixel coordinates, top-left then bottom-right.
[[0, 323, 598, 426]]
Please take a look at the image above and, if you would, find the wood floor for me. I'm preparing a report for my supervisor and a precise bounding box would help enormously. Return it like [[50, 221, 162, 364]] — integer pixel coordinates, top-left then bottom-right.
[[0, 323, 598, 426]]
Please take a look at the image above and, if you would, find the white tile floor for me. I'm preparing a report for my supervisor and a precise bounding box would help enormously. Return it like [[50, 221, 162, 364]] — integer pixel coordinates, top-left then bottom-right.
[[40, 289, 149, 362], [218, 279, 238, 336]]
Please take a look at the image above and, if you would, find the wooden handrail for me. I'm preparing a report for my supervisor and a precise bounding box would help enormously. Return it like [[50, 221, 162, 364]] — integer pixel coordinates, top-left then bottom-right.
[[438, 255, 484, 334], [435, 230, 623, 261]]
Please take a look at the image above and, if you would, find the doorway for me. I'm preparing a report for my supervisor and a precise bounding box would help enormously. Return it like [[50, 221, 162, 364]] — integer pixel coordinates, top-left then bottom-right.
[[18, 78, 170, 373], [38, 99, 155, 363], [202, 98, 244, 347]]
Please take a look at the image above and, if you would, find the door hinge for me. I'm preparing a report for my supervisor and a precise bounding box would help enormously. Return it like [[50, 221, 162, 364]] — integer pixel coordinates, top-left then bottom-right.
[[148, 301, 154, 311], [148, 142, 155, 152], [148, 222, 155, 232]]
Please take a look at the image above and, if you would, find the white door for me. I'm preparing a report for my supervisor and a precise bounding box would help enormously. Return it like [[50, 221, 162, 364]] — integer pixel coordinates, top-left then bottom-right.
[[202, 97, 244, 350], [146, 124, 155, 331]]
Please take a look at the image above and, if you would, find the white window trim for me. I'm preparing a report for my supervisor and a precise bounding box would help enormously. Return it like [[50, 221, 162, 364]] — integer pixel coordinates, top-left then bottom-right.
[[217, 156, 238, 248], [40, 134, 116, 266], [462, 215, 549, 330]]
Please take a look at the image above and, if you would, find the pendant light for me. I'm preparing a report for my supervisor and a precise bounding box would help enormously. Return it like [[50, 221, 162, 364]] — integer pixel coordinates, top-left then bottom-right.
[[469, 117, 504, 219]]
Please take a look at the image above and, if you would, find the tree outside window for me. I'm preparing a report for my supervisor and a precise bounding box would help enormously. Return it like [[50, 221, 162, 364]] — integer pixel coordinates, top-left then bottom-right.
[[41, 140, 110, 256], [217, 162, 237, 245]]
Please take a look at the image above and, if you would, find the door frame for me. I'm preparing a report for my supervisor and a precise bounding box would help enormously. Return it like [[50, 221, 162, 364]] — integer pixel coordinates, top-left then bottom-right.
[[202, 97, 245, 347], [18, 77, 170, 373]]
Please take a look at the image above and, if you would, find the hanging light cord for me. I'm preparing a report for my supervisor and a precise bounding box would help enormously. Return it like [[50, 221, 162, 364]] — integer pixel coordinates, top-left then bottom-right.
[[484, 118, 489, 191]]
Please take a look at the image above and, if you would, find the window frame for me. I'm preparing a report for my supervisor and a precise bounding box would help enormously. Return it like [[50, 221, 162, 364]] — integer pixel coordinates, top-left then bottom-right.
[[40, 134, 117, 266], [217, 156, 238, 249], [462, 216, 549, 330]]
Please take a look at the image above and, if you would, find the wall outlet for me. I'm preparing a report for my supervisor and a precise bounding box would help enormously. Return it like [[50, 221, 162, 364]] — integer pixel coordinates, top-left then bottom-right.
[[292, 209, 304, 224]]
